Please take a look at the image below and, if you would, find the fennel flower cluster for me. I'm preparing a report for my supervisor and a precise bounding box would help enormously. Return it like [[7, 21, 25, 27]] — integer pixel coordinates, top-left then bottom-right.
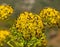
[[13, 12, 47, 47], [0, 30, 10, 43], [0, 5, 13, 20], [16, 12, 43, 39], [40, 7, 60, 27]]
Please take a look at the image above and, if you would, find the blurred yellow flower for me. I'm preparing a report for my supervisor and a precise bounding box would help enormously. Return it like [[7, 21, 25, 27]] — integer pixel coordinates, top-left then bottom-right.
[[15, 12, 44, 39], [40, 7, 60, 27], [0, 30, 10, 42], [10, 12, 47, 47], [0, 5, 13, 20]]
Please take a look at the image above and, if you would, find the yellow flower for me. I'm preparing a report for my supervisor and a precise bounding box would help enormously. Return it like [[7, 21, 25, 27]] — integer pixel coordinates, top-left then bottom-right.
[[9, 12, 47, 47], [15, 12, 44, 39], [0, 30, 10, 42], [40, 7, 60, 27], [0, 5, 13, 20]]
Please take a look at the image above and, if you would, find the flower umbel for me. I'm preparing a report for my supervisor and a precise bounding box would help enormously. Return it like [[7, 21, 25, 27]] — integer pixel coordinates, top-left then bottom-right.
[[16, 12, 43, 39], [13, 12, 47, 47], [0, 5, 13, 20], [0, 30, 10, 42], [40, 7, 60, 27]]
